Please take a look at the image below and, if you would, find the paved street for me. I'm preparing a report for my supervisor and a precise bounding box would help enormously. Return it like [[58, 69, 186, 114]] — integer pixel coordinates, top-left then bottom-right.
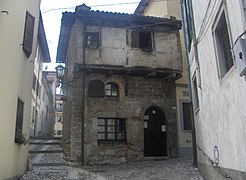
[[21, 158, 203, 180]]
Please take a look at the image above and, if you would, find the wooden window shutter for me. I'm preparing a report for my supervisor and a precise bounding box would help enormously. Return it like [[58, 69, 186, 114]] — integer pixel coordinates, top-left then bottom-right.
[[23, 11, 35, 57], [131, 30, 139, 48]]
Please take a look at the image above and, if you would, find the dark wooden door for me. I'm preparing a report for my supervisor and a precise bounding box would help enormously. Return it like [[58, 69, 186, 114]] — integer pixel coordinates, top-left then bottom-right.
[[144, 107, 167, 156]]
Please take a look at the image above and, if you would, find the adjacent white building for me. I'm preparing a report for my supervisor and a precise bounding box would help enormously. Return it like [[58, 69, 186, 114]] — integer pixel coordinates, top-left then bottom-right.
[[0, 0, 41, 178], [182, 0, 246, 179], [30, 15, 52, 137]]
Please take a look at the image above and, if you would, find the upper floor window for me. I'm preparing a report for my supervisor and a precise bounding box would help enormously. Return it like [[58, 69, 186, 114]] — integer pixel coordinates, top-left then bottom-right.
[[88, 80, 104, 97], [213, 10, 233, 79], [23, 11, 35, 57], [105, 83, 118, 97], [131, 30, 153, 51], [86, 32, 99, 48]]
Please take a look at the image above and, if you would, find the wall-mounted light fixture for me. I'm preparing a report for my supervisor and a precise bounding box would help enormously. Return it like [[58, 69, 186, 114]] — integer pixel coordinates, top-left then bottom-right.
[[55, 64, 76, 87]]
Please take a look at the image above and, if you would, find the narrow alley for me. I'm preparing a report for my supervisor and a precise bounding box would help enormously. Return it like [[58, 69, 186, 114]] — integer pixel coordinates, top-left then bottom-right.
[[21, 138, 203, 180]]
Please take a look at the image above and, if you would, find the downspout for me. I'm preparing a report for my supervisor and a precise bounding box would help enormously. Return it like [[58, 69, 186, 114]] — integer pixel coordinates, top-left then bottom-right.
[[180, 0, 197, 167], [81, 20, 86, 166]]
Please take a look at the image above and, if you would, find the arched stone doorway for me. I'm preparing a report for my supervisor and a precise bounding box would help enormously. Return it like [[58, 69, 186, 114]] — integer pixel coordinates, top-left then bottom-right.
[[144, 106, 167, 156]]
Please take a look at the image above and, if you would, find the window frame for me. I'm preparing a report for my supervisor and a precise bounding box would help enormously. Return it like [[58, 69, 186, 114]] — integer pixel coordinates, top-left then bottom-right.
[[97, 118, 126, 142], [105, 82, 119, 97], [212, 6, 234, 79], [86, 32, 99, 48]]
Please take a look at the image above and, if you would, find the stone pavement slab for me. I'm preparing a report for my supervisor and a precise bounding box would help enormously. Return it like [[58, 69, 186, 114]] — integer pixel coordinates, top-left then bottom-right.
[[21, 158, 203, 180]]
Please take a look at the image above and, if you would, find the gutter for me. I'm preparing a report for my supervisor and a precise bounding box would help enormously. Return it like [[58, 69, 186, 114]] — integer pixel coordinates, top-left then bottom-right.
[[81, 19, 86, 166], [180, 0, 198, 167]]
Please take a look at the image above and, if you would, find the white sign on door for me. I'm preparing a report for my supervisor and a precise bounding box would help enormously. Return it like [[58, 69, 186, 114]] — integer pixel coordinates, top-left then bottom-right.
[[161, 125, 166, 132]]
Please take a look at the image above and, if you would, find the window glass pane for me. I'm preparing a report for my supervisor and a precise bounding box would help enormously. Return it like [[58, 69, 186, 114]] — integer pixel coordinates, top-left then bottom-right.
[[112, 90, 118, 96], [105, 89, 111, 96], [105, 84, 111, 90], [98, 133, 105, 140], [98, 119, 105, 125], [108, 126, 115, 132], [108, 133, 115, 140], [108, 119, 115, 125], [98, 126, 105, 132]]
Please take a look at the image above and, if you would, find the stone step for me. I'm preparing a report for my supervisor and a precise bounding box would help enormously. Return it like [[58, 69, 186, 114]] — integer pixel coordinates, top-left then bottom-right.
[[29, 145, 62, 151], [30, 136, 62, 140], [29, 142, 61, 145], [29, 150, 63, 154], [32, 162, 66, 167]]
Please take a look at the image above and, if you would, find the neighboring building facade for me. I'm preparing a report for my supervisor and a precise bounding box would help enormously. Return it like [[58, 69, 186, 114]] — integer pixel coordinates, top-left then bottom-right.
[[30, 14, 52, 137], [57, 4, 182, 165], [0, 0, 41, 178], [135, 0, 193, 158], [182, 0, 246, 179], [54, 94, 63, 137]]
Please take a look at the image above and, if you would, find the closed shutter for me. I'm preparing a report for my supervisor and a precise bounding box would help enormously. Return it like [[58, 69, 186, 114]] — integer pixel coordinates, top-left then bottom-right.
[[23, 11, 35, 57]]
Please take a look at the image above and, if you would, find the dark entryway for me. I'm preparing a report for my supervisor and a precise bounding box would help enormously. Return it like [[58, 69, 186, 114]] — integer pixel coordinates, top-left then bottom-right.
[[144, 106, 167, 156]]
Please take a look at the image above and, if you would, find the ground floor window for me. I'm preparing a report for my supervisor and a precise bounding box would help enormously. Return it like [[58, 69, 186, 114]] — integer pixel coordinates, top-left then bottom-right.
[[15, 98, 24, 143], [97, 118, 126, 141]]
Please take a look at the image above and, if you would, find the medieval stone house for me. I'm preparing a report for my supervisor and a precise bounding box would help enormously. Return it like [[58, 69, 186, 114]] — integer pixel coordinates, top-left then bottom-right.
[[57, 4, 182, 165]]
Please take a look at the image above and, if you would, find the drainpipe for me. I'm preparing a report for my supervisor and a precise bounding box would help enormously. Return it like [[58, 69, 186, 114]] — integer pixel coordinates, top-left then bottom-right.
[[80, 20, 86, 166], [180, 0, 197, 167]]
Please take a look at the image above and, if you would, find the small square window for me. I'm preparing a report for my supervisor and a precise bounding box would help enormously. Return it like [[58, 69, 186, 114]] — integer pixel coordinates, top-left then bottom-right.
[[105, 83, 118, 97], [86, 32, 99, 48], [131, 30, 153, 51]]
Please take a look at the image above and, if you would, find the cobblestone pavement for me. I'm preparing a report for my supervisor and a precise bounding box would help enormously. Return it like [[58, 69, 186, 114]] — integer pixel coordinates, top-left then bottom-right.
[[21, 158, 204, 180]]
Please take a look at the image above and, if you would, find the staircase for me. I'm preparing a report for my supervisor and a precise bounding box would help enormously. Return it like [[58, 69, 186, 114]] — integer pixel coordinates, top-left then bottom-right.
[[29, 137, 66, 167]]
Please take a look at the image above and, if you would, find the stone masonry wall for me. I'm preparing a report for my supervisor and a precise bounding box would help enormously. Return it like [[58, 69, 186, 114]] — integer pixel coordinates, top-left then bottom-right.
[[78, 73, 178, 165]]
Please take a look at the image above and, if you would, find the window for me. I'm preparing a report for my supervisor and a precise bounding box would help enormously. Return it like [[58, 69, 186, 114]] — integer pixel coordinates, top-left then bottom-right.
[[105, 83, 118, 97], [23, 11, 35, 57], [88, 80, 104, 97], [131, 30, 153, 51], [32, 74, 36, 90], [182, 102, 193, 130], [57, 130, 62, 135], [97, 118, 126, 141], [57, 116, 62, 122], [56, 103, 63, 112], [192, 76, 199, 111], [213, 10, 233, 78], [15, 99, 24, 142], [86, 32, 99, 48]]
